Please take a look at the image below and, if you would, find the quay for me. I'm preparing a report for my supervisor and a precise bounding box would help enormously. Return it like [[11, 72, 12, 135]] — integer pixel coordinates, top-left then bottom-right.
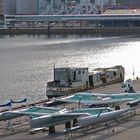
[[1, 26, 140, 35]]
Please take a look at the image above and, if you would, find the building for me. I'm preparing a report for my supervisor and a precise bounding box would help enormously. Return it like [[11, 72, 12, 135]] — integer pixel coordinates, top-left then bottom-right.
[[0, 0, 4, 28], [37, 0, 55, 15], [3, 0, 16, 15], [3, 0, 38, 15], [1, 0, 117, 15], [116, 0, 140, 8], [16, 0, 37, 15], [0, 0, 3, 15], [52, 0, 61, 12]]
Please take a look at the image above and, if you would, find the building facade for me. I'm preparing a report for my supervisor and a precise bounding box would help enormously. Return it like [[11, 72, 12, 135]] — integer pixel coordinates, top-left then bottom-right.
[[116, 0, 140, 8], [0, 0, 4, 27], [16, 0, 37, 15], [3, 0, 37, 15], [0, 0, 3, 15], [3, 0, 16, 15]]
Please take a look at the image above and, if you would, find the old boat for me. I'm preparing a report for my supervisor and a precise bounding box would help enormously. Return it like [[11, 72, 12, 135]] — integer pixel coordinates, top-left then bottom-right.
[[46, 65, 125, 98]]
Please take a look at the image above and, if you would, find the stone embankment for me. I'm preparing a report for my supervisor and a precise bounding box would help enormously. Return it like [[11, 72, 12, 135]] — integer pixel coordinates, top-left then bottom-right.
[[1, 27, 140, 35]]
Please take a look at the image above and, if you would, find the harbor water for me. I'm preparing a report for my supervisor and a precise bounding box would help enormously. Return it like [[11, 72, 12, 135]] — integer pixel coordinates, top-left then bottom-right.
[[0, 34, 140, 104]]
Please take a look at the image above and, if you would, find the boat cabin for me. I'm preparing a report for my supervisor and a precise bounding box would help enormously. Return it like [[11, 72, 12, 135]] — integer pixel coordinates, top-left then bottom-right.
[[89, 65, 125, 87], [48, 67, 89, 88]]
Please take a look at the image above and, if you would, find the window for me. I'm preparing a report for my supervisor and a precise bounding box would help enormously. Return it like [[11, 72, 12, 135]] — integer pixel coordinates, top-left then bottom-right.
[[78, 71, 81, 74]]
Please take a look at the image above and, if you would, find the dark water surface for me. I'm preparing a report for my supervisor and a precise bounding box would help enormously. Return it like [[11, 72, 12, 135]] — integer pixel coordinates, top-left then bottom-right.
[[0, 34, 140, 104]]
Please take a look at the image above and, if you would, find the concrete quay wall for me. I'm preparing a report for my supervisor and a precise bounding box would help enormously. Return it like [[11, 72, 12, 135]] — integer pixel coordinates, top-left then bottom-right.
[[1, 27, 140, 35]]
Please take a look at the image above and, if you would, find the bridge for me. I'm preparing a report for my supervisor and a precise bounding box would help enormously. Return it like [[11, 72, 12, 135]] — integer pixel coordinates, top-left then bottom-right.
[[5, 14, 140, 22], [4, 14, 140, 27]]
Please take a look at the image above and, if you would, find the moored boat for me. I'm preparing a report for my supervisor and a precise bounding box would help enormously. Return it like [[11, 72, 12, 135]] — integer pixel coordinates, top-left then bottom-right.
[[46, 65, 125, 98]]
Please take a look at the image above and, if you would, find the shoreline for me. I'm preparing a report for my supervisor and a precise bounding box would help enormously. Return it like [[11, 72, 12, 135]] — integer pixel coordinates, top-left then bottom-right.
[[1, 27, 140, 35], [1, 78, 140, 112], [0, 79, 140, 140]]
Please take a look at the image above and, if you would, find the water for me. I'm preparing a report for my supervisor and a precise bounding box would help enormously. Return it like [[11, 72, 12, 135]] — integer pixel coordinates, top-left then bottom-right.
[[0, 34, 140, 104]]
